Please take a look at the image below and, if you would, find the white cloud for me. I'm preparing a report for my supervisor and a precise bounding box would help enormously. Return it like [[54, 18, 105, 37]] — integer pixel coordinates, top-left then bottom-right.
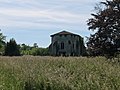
[[0, 0, 100, 28], [0, 0, 102, 29], [0, 7, 90, 28]]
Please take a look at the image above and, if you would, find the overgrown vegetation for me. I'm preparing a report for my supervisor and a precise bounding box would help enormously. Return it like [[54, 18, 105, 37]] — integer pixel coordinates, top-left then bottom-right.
[[0, 56, 120, 90]]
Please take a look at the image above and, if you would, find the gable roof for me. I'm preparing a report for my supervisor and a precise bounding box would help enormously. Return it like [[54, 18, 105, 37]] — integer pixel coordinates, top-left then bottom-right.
[[51, 31, 80, 37]]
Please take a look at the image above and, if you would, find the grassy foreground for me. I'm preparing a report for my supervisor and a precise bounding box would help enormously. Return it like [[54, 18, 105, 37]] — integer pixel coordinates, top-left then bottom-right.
[[0, 56, 120, 90]]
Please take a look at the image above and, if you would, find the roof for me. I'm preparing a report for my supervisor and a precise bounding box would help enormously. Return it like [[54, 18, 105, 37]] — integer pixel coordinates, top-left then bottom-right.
[[51, 31, 80, 37]]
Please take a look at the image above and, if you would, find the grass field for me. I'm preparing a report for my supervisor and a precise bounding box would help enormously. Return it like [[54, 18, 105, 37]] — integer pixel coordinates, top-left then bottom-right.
[[0, 56, 120, 90]]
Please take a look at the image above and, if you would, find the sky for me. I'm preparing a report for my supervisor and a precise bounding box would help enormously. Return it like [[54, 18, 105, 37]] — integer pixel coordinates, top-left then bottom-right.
[[0, 0, 103, 47]]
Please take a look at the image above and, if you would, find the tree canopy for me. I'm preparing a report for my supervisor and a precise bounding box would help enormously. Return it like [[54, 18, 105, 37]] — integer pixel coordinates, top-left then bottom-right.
[[20, 43, 49, 56], [87, 0, 120, 58], [4, 38, 20, 56]]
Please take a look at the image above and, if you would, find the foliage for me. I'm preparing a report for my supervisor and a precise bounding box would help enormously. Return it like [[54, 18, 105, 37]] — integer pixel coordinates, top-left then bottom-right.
[[0, 30, 6, 55], [0, 56, 120, 90], [31, 48, 49, 56], [20, 44, 32, 55], [20, 43, 49, 56], [87, 0, 120, 58], [4, 38, 21, 56]]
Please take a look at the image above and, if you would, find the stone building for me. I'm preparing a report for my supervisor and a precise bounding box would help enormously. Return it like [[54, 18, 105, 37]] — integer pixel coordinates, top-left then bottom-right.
[[49, 31, 86, 56]]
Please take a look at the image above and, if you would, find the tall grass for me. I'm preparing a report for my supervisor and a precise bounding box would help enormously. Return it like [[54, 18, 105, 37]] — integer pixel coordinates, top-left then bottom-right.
[[0, 56, 120, 90]]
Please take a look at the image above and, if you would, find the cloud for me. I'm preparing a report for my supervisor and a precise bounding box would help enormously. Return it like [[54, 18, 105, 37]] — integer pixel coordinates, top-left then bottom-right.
[[0, 7, 90, 28], [0, 0, 101, 29]]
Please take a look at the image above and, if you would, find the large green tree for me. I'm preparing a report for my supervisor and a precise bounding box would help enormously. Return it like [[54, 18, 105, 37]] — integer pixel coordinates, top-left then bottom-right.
[[4, 38, 20, 56], [87, 0, 120, 58]]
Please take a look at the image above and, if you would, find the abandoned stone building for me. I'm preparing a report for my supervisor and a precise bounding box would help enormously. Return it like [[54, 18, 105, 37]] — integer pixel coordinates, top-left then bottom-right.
[[49, 31, 86, 56]]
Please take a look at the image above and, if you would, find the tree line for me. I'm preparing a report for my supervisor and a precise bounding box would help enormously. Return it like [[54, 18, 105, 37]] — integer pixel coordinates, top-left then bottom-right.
[[0, 32, 49, 56]]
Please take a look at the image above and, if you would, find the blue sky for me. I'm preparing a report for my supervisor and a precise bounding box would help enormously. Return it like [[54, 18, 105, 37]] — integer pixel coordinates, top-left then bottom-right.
[[0, 0, 103, 47]]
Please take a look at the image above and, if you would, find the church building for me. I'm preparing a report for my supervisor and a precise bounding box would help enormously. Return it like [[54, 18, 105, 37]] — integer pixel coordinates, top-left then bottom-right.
[[49, 31, 86, 56]]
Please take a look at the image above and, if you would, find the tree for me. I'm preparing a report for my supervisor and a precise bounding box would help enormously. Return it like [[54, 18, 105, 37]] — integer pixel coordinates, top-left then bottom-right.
[[0, 30, 6, 55], [87, 0, 120, 58], [4, 38, 20, 56]]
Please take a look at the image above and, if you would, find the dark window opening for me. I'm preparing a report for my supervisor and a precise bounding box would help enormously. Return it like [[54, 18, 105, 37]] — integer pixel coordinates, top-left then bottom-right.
[[68, 40, 71, 44], [60, 35, 62, 37], [73, 44, 74, 49], [76, 41, 79, 48], [61, 42, 64, 49]]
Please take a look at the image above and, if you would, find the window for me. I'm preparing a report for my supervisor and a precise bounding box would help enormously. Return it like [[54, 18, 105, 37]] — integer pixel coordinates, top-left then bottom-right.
[[76, 41, 79, 48], [68, 40, 71, 44], [64, 35, 67, 37], [61, 42, 64, 49], [60, 35, 62, 37], [73, 44, 74, 49]]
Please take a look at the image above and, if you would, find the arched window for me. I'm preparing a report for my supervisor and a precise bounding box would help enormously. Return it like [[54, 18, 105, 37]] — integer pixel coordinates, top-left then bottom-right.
[[61, 42, 64, 49]]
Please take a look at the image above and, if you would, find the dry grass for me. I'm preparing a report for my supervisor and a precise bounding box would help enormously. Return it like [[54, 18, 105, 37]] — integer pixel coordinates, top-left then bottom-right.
[[0, 56, 120, 90]]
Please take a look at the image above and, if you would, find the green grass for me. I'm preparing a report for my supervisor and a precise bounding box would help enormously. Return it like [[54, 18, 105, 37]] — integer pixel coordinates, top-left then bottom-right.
[[0, 56, 120, 90]]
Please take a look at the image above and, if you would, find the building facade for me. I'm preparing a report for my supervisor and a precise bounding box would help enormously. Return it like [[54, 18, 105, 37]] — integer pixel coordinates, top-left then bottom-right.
[[49, 31, 86, 56]]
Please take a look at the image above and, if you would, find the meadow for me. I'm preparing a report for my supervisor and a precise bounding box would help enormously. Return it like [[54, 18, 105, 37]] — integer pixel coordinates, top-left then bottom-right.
[[0, 56, 120, 90]]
